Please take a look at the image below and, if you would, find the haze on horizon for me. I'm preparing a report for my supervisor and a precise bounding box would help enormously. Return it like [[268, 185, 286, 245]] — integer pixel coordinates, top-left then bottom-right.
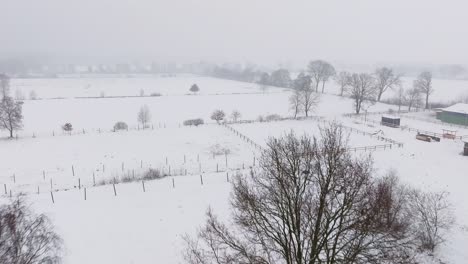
[[2, 0, 468, 66]]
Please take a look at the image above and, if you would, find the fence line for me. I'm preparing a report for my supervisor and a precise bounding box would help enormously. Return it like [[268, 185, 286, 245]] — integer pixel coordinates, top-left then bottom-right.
[[345, 112, 468, 140]]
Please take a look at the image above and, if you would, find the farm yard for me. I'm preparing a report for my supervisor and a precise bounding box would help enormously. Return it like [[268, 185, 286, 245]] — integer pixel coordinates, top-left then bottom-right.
[[1, 74, 468, 264]]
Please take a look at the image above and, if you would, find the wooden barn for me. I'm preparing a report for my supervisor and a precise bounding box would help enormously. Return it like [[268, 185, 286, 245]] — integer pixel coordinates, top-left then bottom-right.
[[436, 103, 468, 126]]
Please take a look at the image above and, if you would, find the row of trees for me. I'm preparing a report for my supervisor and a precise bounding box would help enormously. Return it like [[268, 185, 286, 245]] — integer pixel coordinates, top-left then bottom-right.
[[184, 124, 454, 263], [341, 70, 433, 113]]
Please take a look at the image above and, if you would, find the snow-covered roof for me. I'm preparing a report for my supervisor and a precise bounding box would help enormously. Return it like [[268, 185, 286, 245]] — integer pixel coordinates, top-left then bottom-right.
[[382, 115, 400, 120], [443, 103, 468, 114]]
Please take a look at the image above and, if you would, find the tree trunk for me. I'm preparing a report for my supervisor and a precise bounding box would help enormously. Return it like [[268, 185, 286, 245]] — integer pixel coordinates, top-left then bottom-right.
[[321, 81, 325, 93], [377, 91, 382, 102], [9, 128, 13, 138], [425, 93, 429, 109]]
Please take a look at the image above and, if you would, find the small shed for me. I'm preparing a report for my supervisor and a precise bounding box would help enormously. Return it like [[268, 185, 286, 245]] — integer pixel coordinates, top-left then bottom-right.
[[381, 115, 400, 128], [464, 141, 468, 156]]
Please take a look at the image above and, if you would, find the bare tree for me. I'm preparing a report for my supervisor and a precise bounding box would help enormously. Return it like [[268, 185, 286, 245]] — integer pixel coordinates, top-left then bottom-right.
[[211, 109, 225, 124], [301, 87, 320, 117], [15, 90, 25, 101], [348, 73, 376, 114], [230, 110, 241, 123], [0, 73, 10, 99], [334, 71, 351, 96], [0, 197, 63, 264], [409, 191, 454, 252], [185, 124, 417, 264], [395, 86, 405, 112], [413, 71, 433, 109], [307, 60, 335, 93], [29, 90, 38, 100], [293, 73, 319, 117], [374, 67, 401, 101], [405, 87, 422, 112], [0, 96, 23, 138], [289, 89, 303, 118], [137, 105, 151, 128], [258, 83, 268, 94]]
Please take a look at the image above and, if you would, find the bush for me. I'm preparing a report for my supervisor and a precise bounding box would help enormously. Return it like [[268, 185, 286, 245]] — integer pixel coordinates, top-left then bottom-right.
[[265, 114, 282, 121], [143, 169, 165, 180], [62, 123, 73, 132], [209, 144, 231, 156], [183, 118, 204, 126], [113, 121, 128, 131], [150, 92, 162, 97]]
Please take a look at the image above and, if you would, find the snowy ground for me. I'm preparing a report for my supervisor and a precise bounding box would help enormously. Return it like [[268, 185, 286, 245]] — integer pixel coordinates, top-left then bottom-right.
[[1, 76, 468, 263]]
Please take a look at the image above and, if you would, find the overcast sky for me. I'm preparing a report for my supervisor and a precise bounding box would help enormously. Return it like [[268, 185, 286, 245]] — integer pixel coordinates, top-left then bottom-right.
[[2, 0, 468, 66]]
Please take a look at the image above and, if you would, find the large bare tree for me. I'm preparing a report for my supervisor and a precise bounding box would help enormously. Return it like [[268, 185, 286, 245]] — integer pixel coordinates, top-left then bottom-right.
[[0, 96, 23, 138], [293, 74, 319, 117], [307, 60, 336, 93], [333, 71, 351, 96], [413, 71, 433, 109], [185, 124, 418, 264], [289, 89, 303, 119], [404, 87, 422, 112], [374, 67, 401, 101], [0, 197, 63, 264], [348, 73, 376, 114]]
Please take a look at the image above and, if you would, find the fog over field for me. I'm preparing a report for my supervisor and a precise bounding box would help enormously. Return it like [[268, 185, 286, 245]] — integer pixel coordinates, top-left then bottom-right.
[[1, 1, 468, 264]]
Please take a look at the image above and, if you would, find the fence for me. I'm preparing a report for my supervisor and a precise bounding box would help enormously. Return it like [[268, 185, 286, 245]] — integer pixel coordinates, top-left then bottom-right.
[[222, 124, 264, 151], [345, 112, 468, 140]]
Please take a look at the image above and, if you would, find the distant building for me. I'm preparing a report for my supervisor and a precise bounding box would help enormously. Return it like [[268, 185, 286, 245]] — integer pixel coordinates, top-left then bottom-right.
[[436, 103, 468, 126]]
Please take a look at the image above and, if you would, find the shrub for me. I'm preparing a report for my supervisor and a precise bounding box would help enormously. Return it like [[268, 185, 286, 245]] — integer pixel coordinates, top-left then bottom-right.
[[143, 169, 165, 180], [62, 123, 73, 132], [265, 114, 282, 121], [183, 118, 204, 126], [113, 121, 128, 131], [150, 92, 162, 97], [209, 144, 231, 157]]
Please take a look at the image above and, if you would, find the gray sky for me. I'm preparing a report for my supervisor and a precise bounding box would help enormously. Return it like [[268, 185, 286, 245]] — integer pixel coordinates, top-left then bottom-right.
[[2, 0, 468, 66]]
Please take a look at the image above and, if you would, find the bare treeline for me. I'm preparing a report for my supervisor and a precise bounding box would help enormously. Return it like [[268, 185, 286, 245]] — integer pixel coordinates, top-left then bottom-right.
[[184, 123, 453, 264]]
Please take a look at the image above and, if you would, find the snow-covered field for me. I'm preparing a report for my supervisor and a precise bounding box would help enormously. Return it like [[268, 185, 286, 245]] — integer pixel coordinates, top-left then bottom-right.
[[1, 76, 468, 263]]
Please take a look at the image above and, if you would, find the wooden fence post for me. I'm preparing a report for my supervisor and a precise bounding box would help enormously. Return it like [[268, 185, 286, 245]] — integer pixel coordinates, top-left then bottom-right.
[[84, 188, 87, 200], [72, 165, 75, 176], [172, 178, 175, 188], [200, 175, 204, 185], [142, 181, 146, 192], [113, 184, 117, 196], [50, 192, 55, 204]]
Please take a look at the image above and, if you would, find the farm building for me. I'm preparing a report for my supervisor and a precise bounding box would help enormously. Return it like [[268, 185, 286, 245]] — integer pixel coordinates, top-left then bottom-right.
[[381, 115, 400, 128], [465, 141, 468, 156], [436, 103, 468, 126]]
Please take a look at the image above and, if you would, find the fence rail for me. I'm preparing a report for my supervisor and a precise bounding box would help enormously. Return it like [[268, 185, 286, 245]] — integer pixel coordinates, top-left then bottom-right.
[[345, 113, 468, 140]]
